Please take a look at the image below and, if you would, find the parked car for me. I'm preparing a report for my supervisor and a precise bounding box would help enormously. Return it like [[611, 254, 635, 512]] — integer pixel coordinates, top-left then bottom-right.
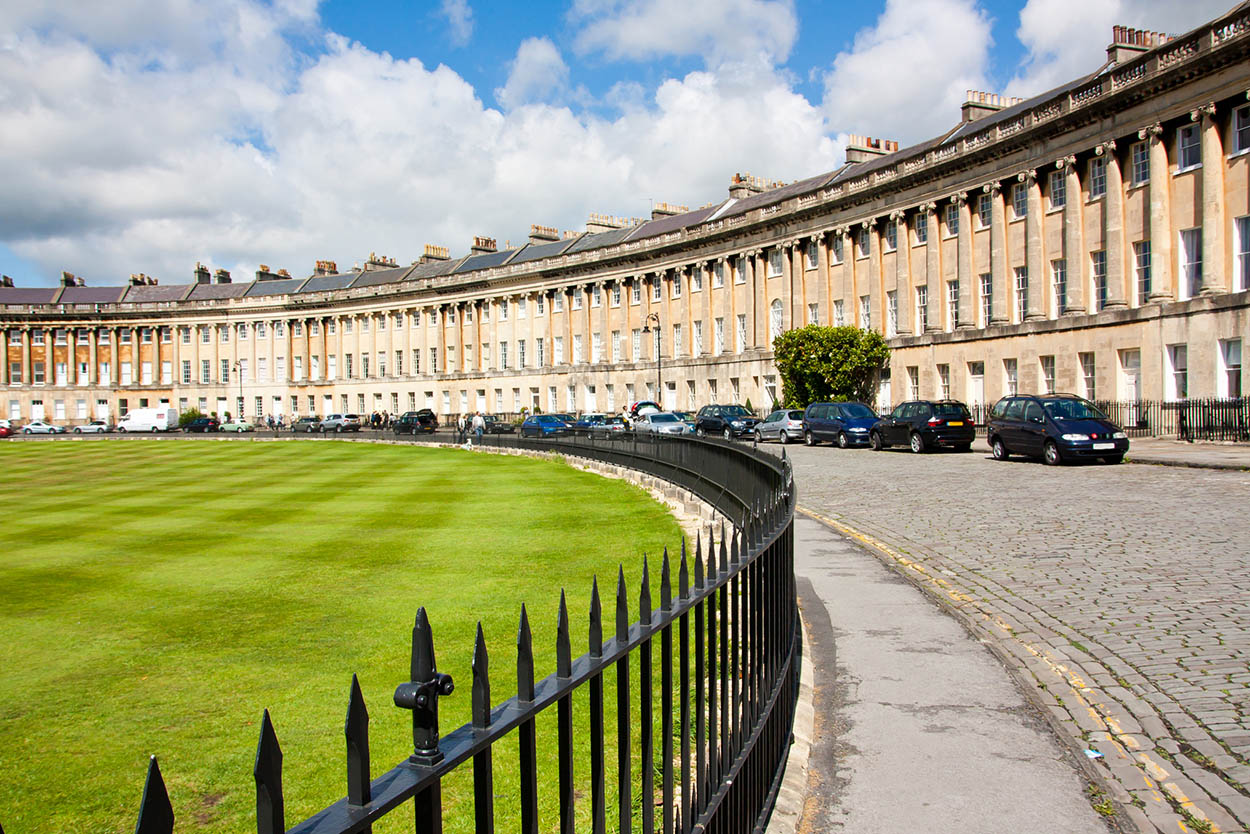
[[672, 411, 698, 432], [483, 415, 516, 434], [628, 401, 662, 418], [22, 420, 66, 434], [595, 415, 628, 435], [520, 415, 570, 438], [72, 420, 113, 434], [392, 409, 438, 435], [754, 409, 806, 444], [573, 413, 608, 433], [0, 424, 13, 438], [320, 414, 362, 433], [803, 401, 878, 447], [183, 417, 221, 433], [291, 416, 322, 433], [635, 412, 689, 435], [220, 419, 254, 433], [694, 404, 759, 439], [987, 394, 1129, 465], [870, 400, 975, 453]]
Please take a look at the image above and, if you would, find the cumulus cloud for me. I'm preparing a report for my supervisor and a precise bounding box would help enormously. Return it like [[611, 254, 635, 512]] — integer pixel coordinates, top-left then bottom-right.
[[1006, 0, 1236, 98], [0, 1, 839, 287], [495, 37, 570, 110], [439, 0, 474, 47], [571, 0, 798, 67], [821, 0, 993, 149]]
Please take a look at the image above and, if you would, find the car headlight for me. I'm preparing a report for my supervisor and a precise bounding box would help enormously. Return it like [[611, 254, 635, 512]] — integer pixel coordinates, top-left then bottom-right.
[[1112, 431, 1127, 439], [1061, 433, 1090, 441], [730, 420, 743, 427]]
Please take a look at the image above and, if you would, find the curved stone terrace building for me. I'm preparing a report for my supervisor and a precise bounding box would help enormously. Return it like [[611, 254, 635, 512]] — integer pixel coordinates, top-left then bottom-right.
[[2, 6, 1249, 426]]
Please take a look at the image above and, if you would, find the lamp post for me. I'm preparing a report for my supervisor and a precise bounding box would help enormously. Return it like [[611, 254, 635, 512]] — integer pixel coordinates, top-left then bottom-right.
[[641, 312, 662, 408]]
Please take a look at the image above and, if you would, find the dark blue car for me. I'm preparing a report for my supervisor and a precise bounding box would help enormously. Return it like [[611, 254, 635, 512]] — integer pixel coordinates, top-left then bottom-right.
[[520, 414, 571, 438], [987, 394, 1128, 465], [802, 401, 878, 447]]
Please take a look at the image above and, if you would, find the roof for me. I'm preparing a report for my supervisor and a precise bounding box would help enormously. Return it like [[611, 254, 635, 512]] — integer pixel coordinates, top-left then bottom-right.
[[564, 225, 638, 255], [452, 248, 521, 274], [717, 172, 837, 220], [186, 282, 250, 300], [298, 273, 357, 294], [0, 287, 60, 305], [625, 205, 720, 242], [350, 266, 411, 288], [57, 286, 128, 304], [245, 278, 307, 297], [508, 237, 579, 265], [405, 259, 461, 280], [122, 284, 194, 303]]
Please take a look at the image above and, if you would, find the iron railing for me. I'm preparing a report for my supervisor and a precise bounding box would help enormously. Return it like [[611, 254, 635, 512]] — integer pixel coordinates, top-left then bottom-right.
[[129, 432, 799, 834], [962, 397, 1250, 442]]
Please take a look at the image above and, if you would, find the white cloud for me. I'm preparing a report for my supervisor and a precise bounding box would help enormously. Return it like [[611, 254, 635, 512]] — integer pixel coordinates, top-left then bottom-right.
[[0, 2, 840, 287], [439, 0, 474, 47], [1006, 0, 1237, 98], [571, 0, 798, 67], [821, 0, 993, 150], [495, 37, 570, 110]]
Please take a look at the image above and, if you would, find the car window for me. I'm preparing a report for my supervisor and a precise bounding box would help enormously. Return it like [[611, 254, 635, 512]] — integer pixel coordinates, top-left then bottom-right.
[[766, 410, 783, 422], [890, 404, 908, 419], [1003, 399, 1025, 420], [787, 411, 804, 420], [1042, 398, 1106, 420], [1023, 400, 1044, 422], [722, 405, 750, 417], [842, 403, 875, 419], [990, 399, 1009, 420], [932, 402, 967, 418], [651, 414, 679, 423]]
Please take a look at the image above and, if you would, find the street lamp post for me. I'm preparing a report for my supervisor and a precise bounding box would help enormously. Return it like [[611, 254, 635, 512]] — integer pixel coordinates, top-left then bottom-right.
[[641, 312, 661, 408]]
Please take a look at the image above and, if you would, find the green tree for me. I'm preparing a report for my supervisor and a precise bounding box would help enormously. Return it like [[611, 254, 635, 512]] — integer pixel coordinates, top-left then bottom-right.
[[178, 408, 204, 427], [772, 325, 890, 408]]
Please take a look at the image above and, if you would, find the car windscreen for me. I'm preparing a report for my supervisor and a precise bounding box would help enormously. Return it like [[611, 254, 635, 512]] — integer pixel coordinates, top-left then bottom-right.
[[932, 403, 970, 418], [649, 414, 679, 423], [787, 410, 804, 420], [604, 417, 625, 425], [721, 405, 751, 417], [839, 403, 875, 419], [1042, 398, 1107, 421]]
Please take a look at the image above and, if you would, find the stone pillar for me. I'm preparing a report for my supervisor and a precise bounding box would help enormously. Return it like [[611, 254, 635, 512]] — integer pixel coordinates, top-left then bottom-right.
[[21, 328, 32, 384], [923, 204, 940, 333], [0, 328, 7, 387], [1141, 123, 1173, 302], [1060, 155, 1086, 314], [892, 213, 912, 336], [1101, 140, 1128, 309], [865, 220, 880, 331], [779, 242, 793, 331], [1196, 103, 1225, 294], [987, 182, 1009, 324], [955, 193, 974, 328], [1022, 170, 1046, 320], [743, 252, 756, 350], [64, 327, 76, 387]]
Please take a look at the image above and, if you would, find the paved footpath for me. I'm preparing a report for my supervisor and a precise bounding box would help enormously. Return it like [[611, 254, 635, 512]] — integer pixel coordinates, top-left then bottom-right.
[[783, 440, 1250, 834]]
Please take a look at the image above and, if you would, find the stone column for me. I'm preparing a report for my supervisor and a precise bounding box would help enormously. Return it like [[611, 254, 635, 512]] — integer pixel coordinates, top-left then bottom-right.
[[21, 328, 32, 385], [986, 182, 1009, 324], [1060, 155, 1086, 314], [1022, 170, 1046, 320], [743, 252, 756, 350], [1100, 140, 1128, 309], [64, 327, 76, 387], [923, 204, 940, 333], [1196, 102, 1225, 294], [0, 328, 7, 387], [955, 193, 974, 328], [1141, 123, 1173, 302], [892, 213, 912, 336], [865, 220, 881, 330]]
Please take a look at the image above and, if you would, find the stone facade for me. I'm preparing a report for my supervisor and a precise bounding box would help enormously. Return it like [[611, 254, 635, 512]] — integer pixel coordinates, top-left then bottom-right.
[[2, 7, 1250, 425]]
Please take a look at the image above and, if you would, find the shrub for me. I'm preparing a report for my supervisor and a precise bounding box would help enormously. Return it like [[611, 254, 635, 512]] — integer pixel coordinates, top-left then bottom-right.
[[178, 408, 204, 427], [772, 325, 890, 408]]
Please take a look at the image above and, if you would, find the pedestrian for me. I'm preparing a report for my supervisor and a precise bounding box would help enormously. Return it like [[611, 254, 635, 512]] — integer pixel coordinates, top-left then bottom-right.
[[472, 411, 485, 444], [456, 414, 467, 444]]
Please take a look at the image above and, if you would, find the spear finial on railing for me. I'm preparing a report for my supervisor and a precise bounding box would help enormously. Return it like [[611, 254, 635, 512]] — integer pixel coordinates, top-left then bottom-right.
[[719, 529, 729, 574], [393, 607, 455, 765], [134, 755, 174, 834], [255, 709, 284, 834], [472, 623, 491, 728], [615, 565, 629, 645], [346, 674, 371, 807], [590, 577, 603, 658], [640, 556, 654, 633], [679, 541, 690, 599], [660, 548, 672, 613], [694, 534, 704, 589], [557, 590, 572, 678], [518, 604, 535, 703], [707, 528, 717, 583]]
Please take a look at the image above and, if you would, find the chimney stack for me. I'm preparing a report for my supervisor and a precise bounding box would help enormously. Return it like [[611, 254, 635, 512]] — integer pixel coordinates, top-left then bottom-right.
[[470, 236, 497, 255], [214, 268, 232, 284], [844, 135, 900, 164], [61, 271, 85, 287], [961, 90, 1025, 123], [194, 262, 211, 284], [528, 224, 560, 245], [364, 252, 398, 270], [0, 276, 13, 288], [651, 201, 688, 220], [255, 264, 285, 282], [419, 244, 450, 264], [313, 260, 337, 276], [128, 273, 157, 286], [728, 173, 784, 200], [1107, 25, 1172, 64]]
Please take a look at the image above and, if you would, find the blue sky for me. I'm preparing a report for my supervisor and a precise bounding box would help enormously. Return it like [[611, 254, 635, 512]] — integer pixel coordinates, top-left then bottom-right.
[[0, 0, 1234, 287]]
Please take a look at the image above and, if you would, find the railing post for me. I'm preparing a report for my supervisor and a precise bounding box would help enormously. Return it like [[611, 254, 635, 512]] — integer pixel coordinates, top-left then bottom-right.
[[393, 607, 455, 834]]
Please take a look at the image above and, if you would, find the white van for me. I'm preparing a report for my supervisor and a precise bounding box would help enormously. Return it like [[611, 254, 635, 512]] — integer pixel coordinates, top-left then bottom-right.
[[116, 407, 178, 433]]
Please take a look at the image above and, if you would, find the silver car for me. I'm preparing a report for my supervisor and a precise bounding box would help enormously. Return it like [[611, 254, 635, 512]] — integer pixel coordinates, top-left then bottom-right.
[[635, 412, 690, 436], [72, 420, 112, 433], [754, 409, 806, 444], [22, 420, 66, 435]]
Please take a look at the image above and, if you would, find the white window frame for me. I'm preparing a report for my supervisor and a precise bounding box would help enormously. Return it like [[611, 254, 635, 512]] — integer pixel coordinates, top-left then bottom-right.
[[1048, 169, 1065, 210], [1088, 156, 1106, 199], [1219, 339, 1242, 399], [1131, 141, 1150, 185], [1179, 228, 1202, 300]]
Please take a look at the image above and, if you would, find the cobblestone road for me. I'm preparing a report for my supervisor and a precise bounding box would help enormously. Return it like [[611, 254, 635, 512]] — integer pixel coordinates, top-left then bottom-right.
[[783, 443, 1250, 834]]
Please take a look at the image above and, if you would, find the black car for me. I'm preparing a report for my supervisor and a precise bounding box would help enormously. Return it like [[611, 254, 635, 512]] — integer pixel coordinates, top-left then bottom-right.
[[393, 409, 438, 435], [483, 415, 515, 434], [987, 394, 1129, 465], [802, 401, 878, 447], [694, 404, 758, 439], [291, 416, 322, 433], [870, 400, 975, 453], [183, 417, 220, 433]]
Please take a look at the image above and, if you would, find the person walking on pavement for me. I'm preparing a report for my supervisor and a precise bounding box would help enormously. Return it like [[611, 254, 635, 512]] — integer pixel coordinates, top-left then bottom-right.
[[471, 411, 485, 444], [456, 414, 467, 444]]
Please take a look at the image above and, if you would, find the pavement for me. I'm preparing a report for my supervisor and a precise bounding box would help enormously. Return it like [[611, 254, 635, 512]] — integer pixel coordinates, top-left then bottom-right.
[[782, 438, 1250, 834]]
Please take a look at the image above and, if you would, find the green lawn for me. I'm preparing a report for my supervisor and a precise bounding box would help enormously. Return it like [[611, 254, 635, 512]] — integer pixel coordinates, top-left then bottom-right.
[[0, 439, 683, 833]]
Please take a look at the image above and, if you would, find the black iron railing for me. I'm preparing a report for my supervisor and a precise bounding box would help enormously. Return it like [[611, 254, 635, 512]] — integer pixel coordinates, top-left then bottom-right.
[[129, 432, 799, 834], [962, 397, 1250, 442]]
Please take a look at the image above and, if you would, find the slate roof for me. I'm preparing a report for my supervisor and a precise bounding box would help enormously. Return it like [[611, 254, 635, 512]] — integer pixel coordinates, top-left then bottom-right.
[[122, 284, 194, 303], [298, 273, 357, 294], [564, 225, 638, 255], [625, 206, 720, 242], [452, 248, 521, 274], [245, 278, 307, 297], [186, 282, 250, 300], [508, 237, 578, 265], [350, 266, 412, 288], [57, 286, 128, 304], [0, 287, 61, 305]]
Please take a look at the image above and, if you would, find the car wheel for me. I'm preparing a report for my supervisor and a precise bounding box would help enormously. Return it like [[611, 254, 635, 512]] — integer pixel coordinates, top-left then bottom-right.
[[117, 427, 126, 433], [23, 428, 31, 434], [1043, 440, 1062, 466], [837, 432, 849, 449], [754, 430, 763, 443], [991, 437, 1009, 460], [909, 432, 926, 453], [780, 430, 790, 445], [723, 427, 732, 441], [74, 428, 82, 434], [336, 426, 342, 433], [869, 431, 883, 451], [696, 426, 706, 438], [804, 430, 816, 446]]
